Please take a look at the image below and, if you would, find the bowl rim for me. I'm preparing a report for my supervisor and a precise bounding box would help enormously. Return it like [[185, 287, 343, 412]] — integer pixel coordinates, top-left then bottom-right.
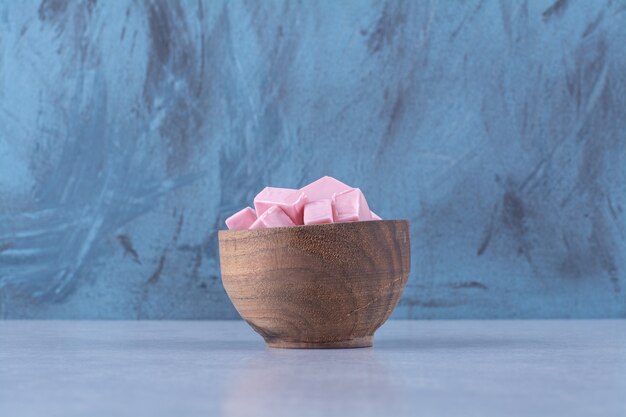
[[218, 219, 410, 237]]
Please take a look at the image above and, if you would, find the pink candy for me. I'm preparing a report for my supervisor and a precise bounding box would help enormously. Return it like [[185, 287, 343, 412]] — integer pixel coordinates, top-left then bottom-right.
[[225, 207, 257, 230], [254, 187, 307, 225], [333, 188, 372, 222], [224, 176, 383, 230], [249, 205, 295, 229], [300, 176, 351, 201], [303, 199, 334, 225]]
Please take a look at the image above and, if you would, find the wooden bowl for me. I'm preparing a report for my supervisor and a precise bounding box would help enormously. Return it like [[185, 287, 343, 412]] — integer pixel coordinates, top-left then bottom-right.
[[218, 220, 410, 349]]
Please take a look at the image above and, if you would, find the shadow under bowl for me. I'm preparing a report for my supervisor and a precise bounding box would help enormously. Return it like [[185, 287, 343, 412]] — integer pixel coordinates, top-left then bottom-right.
[[218, 220, 410, 349]]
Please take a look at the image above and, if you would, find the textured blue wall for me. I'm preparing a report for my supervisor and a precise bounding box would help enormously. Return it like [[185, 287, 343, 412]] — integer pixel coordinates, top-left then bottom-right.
[[0, 0, 624, 319]]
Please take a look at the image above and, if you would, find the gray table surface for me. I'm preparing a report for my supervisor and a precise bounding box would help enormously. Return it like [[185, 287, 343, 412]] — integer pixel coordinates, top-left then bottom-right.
[[1, 320, 624, 417]]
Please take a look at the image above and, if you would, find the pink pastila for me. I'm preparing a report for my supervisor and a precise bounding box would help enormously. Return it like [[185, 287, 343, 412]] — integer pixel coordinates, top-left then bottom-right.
[[333, 188, 372, 222], [303, 199, 334, 225], [249, 205, 295, 229], [224, 176, 383, 230], [254, 187, 307, 225], [225, 207, 257, 230], [300, 176, 351, 201]]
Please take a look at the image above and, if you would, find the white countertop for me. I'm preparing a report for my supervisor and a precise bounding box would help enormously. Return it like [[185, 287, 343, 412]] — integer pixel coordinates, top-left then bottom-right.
[[1, 320, 624, 417]]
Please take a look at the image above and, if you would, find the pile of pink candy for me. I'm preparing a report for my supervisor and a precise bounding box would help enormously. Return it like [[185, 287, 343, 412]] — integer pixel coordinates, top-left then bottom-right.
[[225, 176, 382, 230]]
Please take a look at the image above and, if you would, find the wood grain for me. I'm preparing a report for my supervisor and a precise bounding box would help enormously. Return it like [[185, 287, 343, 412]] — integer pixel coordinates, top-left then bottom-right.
[[218, 220, 410, 348]]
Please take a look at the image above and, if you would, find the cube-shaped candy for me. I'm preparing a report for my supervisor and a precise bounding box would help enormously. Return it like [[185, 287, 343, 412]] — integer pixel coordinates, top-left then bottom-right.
[[254, 187, 307, 225], [225, 207, 257, 230], [370, 211, 382, 221], [300, 176, 352, 201], [303, 199, 334, 225], [249, 205, 295, 229], [333, 188, 372, 222]]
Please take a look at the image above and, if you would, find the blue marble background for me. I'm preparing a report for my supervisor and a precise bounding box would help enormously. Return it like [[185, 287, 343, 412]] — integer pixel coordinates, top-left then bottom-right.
[[0, 0, 625, 319]]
